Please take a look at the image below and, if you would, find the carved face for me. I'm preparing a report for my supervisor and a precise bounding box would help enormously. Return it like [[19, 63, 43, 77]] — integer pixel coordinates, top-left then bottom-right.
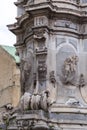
[[38, 63, 47, 72]]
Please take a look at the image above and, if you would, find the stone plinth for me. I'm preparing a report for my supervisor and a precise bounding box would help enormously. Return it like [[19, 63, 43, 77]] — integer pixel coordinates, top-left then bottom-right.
[[8, 110, 87, 130]]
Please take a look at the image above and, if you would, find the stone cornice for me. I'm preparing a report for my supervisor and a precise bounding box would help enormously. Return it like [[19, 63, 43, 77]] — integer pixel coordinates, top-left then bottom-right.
[[25, 1, 87, 18], [8, 1, 87, 39], [7, 13, 29, 35], [8, 21, 87, 41], [7, 23, 23, 34], [8, 1, 87, 36], [14, 0, 27, 6], [16, 12, 29, 26]]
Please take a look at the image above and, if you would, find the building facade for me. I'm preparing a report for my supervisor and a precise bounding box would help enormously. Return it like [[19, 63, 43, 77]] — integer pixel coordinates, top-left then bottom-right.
[[7, 0, 87, 130], [0, 45, 20, 108]]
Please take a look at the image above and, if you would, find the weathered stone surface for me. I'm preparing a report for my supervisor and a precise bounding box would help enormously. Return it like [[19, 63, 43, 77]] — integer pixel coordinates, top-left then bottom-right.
[[0, 46, 20, 108], [7, 0, 87, 129]]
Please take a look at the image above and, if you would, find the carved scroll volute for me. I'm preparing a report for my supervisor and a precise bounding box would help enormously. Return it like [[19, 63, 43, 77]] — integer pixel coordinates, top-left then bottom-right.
[[27, 0, 34, 5]]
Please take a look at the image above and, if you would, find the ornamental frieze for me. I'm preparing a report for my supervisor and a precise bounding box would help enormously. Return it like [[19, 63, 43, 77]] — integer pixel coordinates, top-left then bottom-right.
[[54, 20, 78, 31]]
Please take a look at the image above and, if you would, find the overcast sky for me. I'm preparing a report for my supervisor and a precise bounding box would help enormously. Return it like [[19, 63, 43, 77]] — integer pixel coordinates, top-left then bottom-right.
[[0, 0, 17, 46]]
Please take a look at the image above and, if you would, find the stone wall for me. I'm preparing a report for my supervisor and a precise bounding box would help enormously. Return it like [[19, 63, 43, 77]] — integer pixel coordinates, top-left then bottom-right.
[[0, 47, 20, 108]]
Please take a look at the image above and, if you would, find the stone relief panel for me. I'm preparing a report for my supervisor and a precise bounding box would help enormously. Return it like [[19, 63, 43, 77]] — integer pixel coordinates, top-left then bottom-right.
[[61, 55, 78, 85], [54, 19, 78, 31], [55, 39, 87, 106], [56, 43, 78, 85], [34, 16, 48, 27]]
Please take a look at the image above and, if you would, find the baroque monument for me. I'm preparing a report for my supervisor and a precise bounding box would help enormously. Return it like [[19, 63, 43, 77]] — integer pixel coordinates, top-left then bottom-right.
[[7, 0, 87, 129]]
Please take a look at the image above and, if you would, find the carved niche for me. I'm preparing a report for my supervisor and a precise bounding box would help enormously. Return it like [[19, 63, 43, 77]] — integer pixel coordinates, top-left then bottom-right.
[[56, 42, 78, 85], [34, 28, 47, 78], [35, 54, 47, 92], [33, 28, 48, 92]]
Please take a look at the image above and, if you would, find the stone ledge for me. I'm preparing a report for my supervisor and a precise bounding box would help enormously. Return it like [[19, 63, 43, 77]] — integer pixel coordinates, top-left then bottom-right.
[[51, 104, 87, 114]]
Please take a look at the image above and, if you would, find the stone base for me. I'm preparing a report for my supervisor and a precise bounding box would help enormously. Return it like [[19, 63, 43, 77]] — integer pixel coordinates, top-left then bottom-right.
[[7, 109, 87, 130]]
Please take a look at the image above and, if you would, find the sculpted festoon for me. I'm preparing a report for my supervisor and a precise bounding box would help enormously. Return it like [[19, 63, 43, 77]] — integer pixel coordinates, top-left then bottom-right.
[[7, 0, 87, 130]]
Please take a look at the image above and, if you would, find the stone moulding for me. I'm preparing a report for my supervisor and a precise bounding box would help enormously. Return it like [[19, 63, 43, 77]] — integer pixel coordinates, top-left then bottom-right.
[[51, 104, 87, 114], [8, 110, 87, 130], [25, 1, 87, 17]]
